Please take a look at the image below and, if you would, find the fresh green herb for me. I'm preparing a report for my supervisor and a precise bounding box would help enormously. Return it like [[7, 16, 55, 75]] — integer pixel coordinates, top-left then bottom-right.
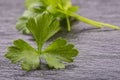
[[16, 0, 119, 34], [5, 0, 119, 71], [5, 13, 78, 71]]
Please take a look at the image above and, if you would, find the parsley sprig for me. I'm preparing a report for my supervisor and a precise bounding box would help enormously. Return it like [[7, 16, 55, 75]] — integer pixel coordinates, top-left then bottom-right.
[[16, 0, 119, 34], [5, 13, 78, 71], [5, 0, 119, 71]]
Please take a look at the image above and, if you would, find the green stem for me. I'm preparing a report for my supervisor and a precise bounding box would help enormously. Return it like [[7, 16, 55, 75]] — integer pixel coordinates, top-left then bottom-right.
[[38, 44, 42, 55], [56, 9, 119, 30], [72, 13, 119, 30], [71, 13, 103, 28], [66, 15, 71, 31], [100, 23, 119, 30]]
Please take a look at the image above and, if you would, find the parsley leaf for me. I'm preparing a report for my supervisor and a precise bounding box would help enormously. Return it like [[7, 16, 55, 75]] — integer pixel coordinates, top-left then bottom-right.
[[25, 0, 42, 10], [42, 38, 78, 68], [16, 16, 30, 34], [16, 9, 42, 34], [26, 13, 60, 54], [5, 39, 40, 71], [40, 0, 59, 7]]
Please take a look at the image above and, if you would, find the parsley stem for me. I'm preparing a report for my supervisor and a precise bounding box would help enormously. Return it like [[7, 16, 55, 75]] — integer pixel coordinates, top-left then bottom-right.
[[70, 13, 119, 29], [66, 15, 71, 31], [56, 9, 119, 30], [58, 9, 103, 28], [38, 45, 42, 55]]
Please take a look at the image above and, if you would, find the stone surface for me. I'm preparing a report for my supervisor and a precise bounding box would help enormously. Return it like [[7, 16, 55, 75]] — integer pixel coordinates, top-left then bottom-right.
[[0, 0, 120, 80]]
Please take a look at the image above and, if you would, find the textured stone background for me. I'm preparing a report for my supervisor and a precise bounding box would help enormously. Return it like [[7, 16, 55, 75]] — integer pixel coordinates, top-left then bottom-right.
[[0, 0, 120, 80]]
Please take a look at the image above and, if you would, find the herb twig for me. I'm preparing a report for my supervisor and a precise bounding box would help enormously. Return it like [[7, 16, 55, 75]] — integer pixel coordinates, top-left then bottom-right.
[[5, 0, 119, 71], [5, 13, 78, 71]]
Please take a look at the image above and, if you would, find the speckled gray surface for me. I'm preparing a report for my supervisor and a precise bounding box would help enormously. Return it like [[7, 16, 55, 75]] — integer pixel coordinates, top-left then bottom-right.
[[0, 0, 120, 80]]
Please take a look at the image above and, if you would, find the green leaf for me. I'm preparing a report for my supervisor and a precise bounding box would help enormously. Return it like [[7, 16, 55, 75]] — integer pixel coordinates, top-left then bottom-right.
[[58, 0, 72, 10], [25, 0, 42, 9], [16, 9, 43, 34], [16, 17, 30, 34], [42, 38, 78, 69], [40, 0, 59, 7], [5, 39, 40, 71], [16, 10, 37, 34], [68, 6, 79, 12], [26, 13, 60, 53]]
